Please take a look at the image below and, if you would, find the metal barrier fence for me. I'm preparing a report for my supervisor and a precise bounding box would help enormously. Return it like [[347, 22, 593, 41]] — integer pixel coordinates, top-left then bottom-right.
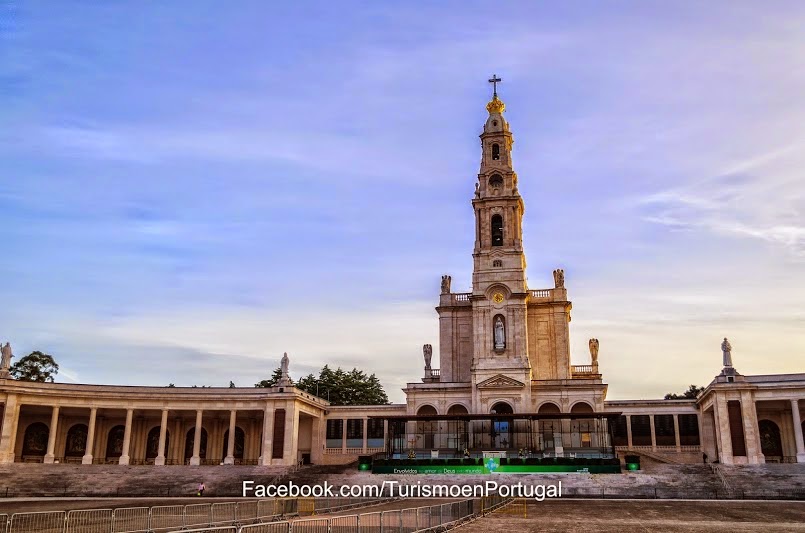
[[65, 509, 114, 533], [240, 523, 290, 533], [184, 503, 211, 529], [3, 497, 392, 533], [212, 502, 238, 526], [358, 511, 381, 533], [111, 506, 150, 533], [329, 515, 358, 533], [236, 500, 259, 524], [182, 526, 238, 533], [4, 496, 503, 533], [150, 505, 185, 532], [290, 518, 328, 533], [9, 511, 66, 533]]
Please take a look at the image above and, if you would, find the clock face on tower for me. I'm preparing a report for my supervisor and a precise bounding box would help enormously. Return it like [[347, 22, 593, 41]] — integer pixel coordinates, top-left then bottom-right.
[[492, 292, 505, 304]]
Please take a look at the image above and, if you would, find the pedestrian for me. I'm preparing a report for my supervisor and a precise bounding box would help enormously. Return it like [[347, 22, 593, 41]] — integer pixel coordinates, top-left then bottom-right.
[[197, 482, 205, 496]]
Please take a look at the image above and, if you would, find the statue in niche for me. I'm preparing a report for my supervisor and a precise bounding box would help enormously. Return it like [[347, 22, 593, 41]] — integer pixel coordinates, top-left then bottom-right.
[[494, 316, 505, 351], [1, 342, 12, 371], [423, 344, 432, 369], [475, 182, 480, 199], [589, 338, 599, 366], [721, 338, 733, 368], [440, 275, 452, 294], [553, 269, 565, 289]]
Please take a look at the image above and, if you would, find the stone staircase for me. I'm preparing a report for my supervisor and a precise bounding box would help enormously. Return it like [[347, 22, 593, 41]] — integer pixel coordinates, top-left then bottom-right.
[[3, 462, 804, 500], [0, 464, 291, 498], [717, 463, 805, 498], [293, 463, 725, 499], [623, 448, 685, 465]]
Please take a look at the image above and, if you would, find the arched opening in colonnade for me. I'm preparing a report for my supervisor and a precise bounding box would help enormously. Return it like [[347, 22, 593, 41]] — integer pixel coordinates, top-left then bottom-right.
[[64, 424, 88, 459], [22, 422, 49, 460], [146, 427, 171, 460], [184, 427, 208, 463]]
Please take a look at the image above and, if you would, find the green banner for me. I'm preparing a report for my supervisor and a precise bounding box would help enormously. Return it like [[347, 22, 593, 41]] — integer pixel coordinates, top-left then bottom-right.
[[371, 463, 621, 474]]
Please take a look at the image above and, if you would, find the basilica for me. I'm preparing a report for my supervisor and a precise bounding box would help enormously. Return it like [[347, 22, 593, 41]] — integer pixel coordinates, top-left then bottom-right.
[[1, 86, 804, 471]]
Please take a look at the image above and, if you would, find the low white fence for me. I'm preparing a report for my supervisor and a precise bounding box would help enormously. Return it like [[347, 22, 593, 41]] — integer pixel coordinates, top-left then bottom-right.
[[1, 495, 507, 533]]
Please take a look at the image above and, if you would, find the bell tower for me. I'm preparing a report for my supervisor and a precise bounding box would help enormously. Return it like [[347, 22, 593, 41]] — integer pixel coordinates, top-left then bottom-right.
[[469, 76, 532, 412], [408, 77, 598, 420], [472, 76, 527, 296]]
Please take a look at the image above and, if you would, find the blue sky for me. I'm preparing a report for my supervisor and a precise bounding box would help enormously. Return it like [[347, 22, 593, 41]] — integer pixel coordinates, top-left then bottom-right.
[[1, 1, 804, 403]]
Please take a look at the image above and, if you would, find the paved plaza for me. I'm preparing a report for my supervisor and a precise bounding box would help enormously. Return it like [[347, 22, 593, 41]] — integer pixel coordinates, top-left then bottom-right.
[[461, 499, 805, 532]]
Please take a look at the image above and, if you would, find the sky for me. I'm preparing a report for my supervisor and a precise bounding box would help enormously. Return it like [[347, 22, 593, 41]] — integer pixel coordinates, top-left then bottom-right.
[[1, 1, 804, 403]]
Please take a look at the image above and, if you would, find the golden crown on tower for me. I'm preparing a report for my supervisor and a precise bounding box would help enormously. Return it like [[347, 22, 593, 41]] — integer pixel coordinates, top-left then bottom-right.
[[486, 94, 506, 114]]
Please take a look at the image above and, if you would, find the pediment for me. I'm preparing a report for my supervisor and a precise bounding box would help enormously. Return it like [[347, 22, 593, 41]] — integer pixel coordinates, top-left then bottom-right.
[[477, 374, 525, 389]]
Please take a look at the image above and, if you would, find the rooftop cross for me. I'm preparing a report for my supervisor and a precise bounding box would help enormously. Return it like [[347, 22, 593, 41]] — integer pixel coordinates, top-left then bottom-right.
[[488, 74, 502, 97]]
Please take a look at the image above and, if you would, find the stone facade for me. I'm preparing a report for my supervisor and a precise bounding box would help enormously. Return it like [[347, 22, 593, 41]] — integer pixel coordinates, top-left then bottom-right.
[[0, 90, 804, 468], [405, 92, 604, 420]]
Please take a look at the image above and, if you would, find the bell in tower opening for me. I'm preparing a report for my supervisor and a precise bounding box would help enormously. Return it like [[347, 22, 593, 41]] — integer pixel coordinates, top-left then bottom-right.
[[491, 214, 503, 246]]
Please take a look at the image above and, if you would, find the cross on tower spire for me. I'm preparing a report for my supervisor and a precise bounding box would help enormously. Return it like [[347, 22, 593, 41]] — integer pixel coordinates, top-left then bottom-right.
[[488, 74, 502, 97]]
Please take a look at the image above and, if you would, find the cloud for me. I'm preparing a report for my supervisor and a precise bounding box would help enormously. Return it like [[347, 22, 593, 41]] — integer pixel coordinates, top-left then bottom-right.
[[1, 301, 439, 403], [2, 2, 805, 403]]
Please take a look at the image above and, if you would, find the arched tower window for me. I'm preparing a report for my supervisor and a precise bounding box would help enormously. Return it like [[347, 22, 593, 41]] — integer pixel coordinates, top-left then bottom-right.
[[489, 174, 503, 188], [491, 214, 503, 247], [491, 143, 500, 160]]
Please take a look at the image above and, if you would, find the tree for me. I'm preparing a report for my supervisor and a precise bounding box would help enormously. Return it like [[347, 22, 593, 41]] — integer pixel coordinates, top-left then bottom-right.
[[10, 351, 59, 383], [254, 367, 290, 388], [664, 384, 705, 400], [256, 364, 389, 405]]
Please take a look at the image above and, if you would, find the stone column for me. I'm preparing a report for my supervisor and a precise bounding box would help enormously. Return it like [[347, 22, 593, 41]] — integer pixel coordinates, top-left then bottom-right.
[[44, 406, 60, 463], [130, 417, 141, 462], [283, 403, 298, 466], [626, 415, 633, 449], [259, 404, 273, 466], [649, 415, 657, 451], [155, 409, 169, 466], [740, 391, 763, 464], [362, 417, 368, 453], [714, 396, 733, 465], [0, 394, 20, 464], [791, 399, 805, 463], [119, 408, 133, 465], [82, 408, 97, 465], [673, 414, 681, 452], [383, 419, 389, 450], [341, 418, 347, 453], [310, 416, 325, 465], [224, 409, 237, 465], [173, 417, 182, 464], [190, 409, 203, 466]]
